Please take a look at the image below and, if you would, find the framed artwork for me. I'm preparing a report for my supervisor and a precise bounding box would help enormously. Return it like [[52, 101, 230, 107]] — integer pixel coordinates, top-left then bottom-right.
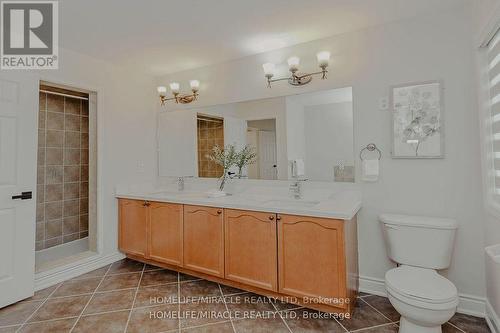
[[391, 81, 444, 158]]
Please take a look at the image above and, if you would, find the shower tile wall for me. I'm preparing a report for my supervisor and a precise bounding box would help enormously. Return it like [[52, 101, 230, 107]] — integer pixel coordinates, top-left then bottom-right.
[[197, 118, 224, 178], [36, 92, 89, 251]]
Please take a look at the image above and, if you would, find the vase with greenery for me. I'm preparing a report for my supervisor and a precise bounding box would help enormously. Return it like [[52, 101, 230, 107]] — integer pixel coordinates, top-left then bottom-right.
[[235, 145, 257, 179], [206, 144, 238, 192]]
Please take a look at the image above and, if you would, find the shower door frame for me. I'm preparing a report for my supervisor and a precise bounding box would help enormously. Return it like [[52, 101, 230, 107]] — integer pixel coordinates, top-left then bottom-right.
[[36, 76, 105, 258]]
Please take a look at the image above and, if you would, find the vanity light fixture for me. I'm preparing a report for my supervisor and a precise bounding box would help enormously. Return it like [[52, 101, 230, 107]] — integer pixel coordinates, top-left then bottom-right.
[[263, 51, 330, 88], [157, 80, 200, 105]]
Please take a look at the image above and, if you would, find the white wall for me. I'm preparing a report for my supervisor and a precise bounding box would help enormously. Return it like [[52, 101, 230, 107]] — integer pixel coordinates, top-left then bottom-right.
[[156, 6, 486, 301], [39, 48, 157, 258]]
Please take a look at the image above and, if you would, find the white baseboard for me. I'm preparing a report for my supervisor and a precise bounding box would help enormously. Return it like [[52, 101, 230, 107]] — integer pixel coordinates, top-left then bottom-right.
[[359, 275, 487, 318], [486, 300, 500, 333], [35, 252, 125, 291]]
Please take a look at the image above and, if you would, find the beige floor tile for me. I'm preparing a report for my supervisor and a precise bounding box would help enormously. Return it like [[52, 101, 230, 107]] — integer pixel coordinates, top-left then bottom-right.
[[19, 317, 76, 333], [107, 259, 144, 275], [73, 310, 130, 333], [127, 304, 179, 333], [0, 301, 42, 326], [51, 277, 101, 297], [84, 289, 135, 315], [233, 316, 289, 333], [180, 298, 229, 328], [140, 270, 178, 287], [134, 284, 179, 308], [181, 321, 233, 332], [97, 273, 141, 292], [29, 295, 90, 322]]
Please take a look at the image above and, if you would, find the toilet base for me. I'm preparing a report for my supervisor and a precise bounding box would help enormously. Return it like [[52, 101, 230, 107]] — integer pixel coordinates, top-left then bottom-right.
[[399, 317, 441, 333]]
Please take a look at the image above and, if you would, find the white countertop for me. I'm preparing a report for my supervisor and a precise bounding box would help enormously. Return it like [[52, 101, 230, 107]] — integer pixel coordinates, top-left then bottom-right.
[[115, 184, 362, 220]]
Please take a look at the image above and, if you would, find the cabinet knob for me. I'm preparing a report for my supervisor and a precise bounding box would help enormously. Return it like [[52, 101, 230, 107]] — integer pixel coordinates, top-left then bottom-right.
[[269, 215, 275, 221], [217, 210, 222, 215], [276, 215, 282, 221], [143, 201, 150, 207]]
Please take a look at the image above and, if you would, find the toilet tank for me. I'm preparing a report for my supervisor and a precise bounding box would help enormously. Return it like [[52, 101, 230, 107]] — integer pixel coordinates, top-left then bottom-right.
[[379, 214, 458, 270]]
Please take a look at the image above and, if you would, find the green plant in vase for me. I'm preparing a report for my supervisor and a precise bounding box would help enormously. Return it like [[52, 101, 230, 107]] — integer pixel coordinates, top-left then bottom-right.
[[206, 144, 238, 192], [235, 145, 257, 179]]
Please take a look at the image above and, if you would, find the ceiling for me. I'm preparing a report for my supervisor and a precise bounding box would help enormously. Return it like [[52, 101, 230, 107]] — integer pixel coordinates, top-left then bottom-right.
[[60, 0, 467, 76]]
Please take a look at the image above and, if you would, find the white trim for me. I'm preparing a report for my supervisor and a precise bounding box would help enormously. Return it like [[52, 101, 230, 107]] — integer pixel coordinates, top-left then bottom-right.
[[359, 275, 487, 318], [39, 89, 89, 100], [34, 252, 124, 291], [486, 300, 500, 333], [359, 275, 387, 297]]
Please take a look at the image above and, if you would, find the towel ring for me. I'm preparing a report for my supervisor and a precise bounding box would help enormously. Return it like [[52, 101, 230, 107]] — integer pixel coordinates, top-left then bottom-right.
[[360, 143, 382, 161]]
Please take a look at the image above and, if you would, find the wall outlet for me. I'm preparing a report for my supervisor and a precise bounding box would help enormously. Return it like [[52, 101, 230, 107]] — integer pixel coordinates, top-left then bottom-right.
[[379, 97, 389, 111]]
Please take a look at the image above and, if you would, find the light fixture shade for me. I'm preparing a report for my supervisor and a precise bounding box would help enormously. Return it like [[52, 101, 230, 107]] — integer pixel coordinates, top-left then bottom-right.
[[287, 56, 300, 71], [317, 51, 330, 67], [262, 63, 275, 76], [189, 80, 200, 90], [157, 86, 167, 96], [169, 82, 180, 93]]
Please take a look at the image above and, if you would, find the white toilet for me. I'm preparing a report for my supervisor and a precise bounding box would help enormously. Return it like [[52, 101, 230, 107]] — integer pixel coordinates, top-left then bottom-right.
[[379, 214, 459, 333]]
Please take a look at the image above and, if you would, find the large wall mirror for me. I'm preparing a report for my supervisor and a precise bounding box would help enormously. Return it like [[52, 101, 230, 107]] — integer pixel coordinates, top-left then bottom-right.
[[158, 87, 354, 182]]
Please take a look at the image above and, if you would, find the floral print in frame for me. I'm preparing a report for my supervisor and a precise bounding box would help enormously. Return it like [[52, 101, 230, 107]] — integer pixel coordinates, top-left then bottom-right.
[[391, 81, 443, 158]]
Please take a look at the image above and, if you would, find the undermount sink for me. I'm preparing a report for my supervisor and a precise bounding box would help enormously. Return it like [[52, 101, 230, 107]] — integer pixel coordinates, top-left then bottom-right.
[[264, 199, 320, 208], [149, 191, 207, 198]]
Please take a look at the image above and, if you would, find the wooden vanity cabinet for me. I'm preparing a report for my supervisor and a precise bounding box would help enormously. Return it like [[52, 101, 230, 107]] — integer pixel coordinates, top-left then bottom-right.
[[224, 209, 278, 291], [183, 205, 225, 277], [149, 202, 183, 266], [118, 199, 148, 257], [278, 214, 358, 310], [118, 199, 183, 266], [118, 199, 358, 315]]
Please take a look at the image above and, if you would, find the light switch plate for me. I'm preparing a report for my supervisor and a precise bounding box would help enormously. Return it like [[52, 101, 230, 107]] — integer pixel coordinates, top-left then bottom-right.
[[379, 97, 389, 111]]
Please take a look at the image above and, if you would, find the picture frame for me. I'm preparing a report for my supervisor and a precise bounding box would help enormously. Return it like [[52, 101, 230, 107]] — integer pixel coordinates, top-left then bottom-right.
[[390, 80, 444, 159]]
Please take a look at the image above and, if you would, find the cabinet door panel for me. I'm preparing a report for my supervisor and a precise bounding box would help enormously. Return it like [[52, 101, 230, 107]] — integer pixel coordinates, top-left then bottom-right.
[[149, 202, 183, 266], [278, 214, 346, 307], [118, 199, 148, 257], [225, 209, 277, 291], [183, 205, 224, 277]]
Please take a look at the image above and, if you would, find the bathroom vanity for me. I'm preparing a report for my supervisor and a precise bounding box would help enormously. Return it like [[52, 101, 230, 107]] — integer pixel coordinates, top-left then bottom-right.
[[116, 187, 361, 315], [117, 85, 361, 315]]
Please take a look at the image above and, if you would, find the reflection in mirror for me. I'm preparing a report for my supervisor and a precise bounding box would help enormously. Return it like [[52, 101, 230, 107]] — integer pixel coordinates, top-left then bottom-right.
[[158, 87, 354, 182], [197, 115, 224, 178]]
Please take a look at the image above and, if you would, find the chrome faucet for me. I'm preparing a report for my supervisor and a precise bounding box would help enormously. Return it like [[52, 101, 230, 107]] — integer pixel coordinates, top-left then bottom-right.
[[290, 179, 307, 199], [177, 176, 193, 191]]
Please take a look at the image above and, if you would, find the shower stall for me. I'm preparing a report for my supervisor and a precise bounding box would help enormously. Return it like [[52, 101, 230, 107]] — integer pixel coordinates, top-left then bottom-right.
[[35, 82, 97, 271]]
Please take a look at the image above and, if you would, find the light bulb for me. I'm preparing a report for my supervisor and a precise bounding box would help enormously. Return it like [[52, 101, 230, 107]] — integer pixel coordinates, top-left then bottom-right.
[[169, 82, 180, 94], [262, 63, 275, 77], [287, 56, 300, 71], [189, 80, 200, 91], [317, 51, 330, 67], [157, 86, 167, 96]]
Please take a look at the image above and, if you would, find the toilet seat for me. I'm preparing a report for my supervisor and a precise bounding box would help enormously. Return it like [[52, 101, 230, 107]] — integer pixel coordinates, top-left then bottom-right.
[[385, 266, 458, 310]]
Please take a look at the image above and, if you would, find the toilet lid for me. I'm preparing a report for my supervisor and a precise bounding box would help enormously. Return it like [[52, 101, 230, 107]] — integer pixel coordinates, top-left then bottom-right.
[[385, 266, 457, 304]]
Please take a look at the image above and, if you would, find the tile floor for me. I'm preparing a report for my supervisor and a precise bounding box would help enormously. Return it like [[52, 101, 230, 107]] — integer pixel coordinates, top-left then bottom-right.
[[0, 258, 492, 333]]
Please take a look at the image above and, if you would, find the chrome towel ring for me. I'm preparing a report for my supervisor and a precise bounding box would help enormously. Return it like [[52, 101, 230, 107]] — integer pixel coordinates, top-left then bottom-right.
[[360, 143, 382, 160]]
